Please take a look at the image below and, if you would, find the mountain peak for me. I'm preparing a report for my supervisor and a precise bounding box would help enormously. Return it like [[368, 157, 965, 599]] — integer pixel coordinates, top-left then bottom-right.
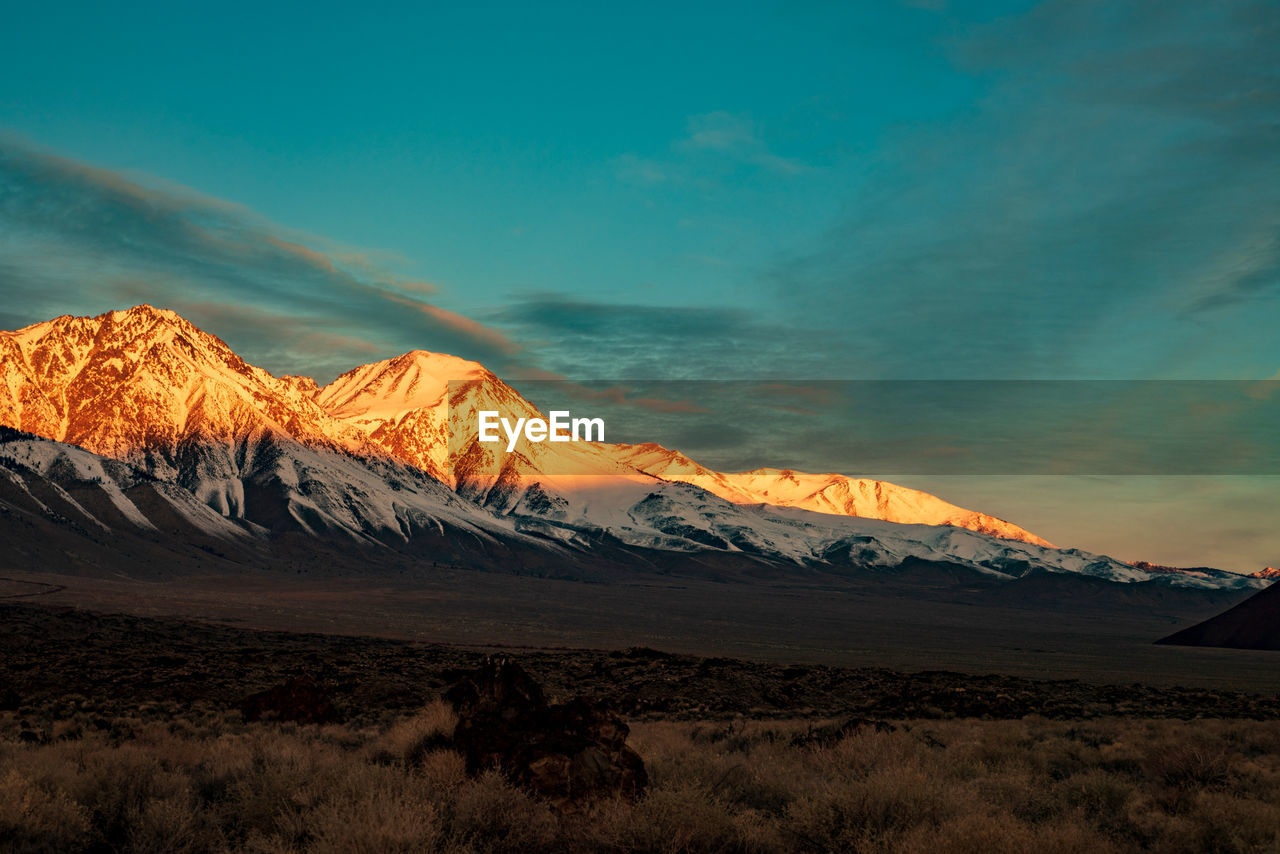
[[316, 349, 487, 421], [0, 305, 338, 460], [112, 303, 180, 321], [5, 304, 219, 355], [2, 306, 1064, 554]]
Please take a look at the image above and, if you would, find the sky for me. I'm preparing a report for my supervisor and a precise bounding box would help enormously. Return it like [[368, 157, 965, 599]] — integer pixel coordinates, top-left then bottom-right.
[[1, 0, 1278, 570]]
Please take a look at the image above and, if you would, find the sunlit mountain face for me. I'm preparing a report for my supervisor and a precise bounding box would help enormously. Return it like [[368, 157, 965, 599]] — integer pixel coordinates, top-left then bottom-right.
[[0, 305, 1262, 590]]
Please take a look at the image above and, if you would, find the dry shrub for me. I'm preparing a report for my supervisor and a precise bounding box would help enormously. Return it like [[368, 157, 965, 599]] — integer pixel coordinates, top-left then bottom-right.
[[416, 747, 469, 791], [447, 769, 559, 853], [1178, 790, 1280, 854], [367, 701, 457, 768], [0, 767, 93, 853], [307, 784, 442, 854], [784, 763, 962, 849], [893, 811, 1120, 854], [2, 709, 1280, 853], [973, 770, 1063, 823], [1061, 769, 1134, 830], [623, 783, 754, 854], [1144, 741, 1234, 790], [125, 791, 222, 854]]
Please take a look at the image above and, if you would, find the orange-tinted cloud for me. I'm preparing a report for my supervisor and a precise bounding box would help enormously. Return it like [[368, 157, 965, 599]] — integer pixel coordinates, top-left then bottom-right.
[[381, 294, 522, 357], [264, 236, 340, 273], [420, 304, 522, 355]]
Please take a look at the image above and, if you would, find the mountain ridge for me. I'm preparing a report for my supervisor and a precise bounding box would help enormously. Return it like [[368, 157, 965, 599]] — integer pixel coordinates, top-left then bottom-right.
[[0, 306, 1260, 591], [2, 305, 1046, 543]]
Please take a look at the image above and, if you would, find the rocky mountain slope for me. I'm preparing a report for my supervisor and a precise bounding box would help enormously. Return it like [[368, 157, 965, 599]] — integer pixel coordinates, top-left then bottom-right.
[[308, 345, 1050, 546], [0, 306, 1043, 542], [0, 306, 1261, 590], [609, 444, 1053, 546]]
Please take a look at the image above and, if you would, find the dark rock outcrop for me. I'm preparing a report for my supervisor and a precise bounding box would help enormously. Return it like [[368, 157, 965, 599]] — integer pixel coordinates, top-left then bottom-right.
[[237, 676, 340, 724], [446, 658, 647, 805]]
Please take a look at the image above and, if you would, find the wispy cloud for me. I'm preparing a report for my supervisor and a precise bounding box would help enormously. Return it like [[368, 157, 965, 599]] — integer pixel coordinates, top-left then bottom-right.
[[613, 153, 669, 185], [614, 110, 809, 186], [677, 111, 808, 175], [0, 136, 522, 381], [413, 302, 522, 356], [763, 0, 1280, 380], [487, 292, 835, 379], [503, 372, 711, 416]]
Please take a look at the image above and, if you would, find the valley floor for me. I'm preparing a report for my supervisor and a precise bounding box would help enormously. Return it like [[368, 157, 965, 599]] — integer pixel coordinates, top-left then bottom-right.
[[2, 601, 1280, 853], [1, 566, 1277, 691]]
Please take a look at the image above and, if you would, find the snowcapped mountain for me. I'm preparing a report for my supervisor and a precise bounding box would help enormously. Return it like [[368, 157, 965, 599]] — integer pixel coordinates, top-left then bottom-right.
[[0, 426, 251, 541], [310, 349, 1050, 546], [0, 309, 539, 550], [608, 444, 1053, 547], [314, 350, 485, 481], [0, 306, 346, 461], [315, 350, 657, 517], [0, 306, 1262, 591]]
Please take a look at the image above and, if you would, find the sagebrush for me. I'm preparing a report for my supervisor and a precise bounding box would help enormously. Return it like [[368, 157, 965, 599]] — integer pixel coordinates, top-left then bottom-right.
[[3, 701, 1280, 853]]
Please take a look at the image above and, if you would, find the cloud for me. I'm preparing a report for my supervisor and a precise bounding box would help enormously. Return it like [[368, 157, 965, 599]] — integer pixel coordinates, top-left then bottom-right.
[[493, 364, 711, 417], [413, 302, 521, 356], [487, 292, 837, 379], [613, 111, 808, 187], [613, 153, 669, 185], [677, 111, 808, 175], [0, 136, 526, 381], [1185, 227, 1280, 314], [763, 0, 1280, 380], [390, 279, 440, 295], [630, 397, 708, 414]]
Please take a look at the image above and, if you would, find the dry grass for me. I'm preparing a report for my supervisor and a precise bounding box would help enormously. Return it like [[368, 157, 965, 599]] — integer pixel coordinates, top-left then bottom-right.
[[3, 706, 1280, 853]]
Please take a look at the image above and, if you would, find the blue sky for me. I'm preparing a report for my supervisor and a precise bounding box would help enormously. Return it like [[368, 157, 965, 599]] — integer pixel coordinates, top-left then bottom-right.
[[1, 0, 1278, 569]]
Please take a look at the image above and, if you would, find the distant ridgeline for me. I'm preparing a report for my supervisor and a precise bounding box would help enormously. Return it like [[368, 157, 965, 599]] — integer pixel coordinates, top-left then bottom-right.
[[0, 305, 1263, 591]]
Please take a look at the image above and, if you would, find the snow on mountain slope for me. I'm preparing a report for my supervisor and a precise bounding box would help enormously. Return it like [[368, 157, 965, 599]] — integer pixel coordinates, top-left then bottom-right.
[[480, 476, 1260, 589], [308, 359, 1257, 588], [0, 309, 551, 550], [0, 306, 1262, 590], [1, 306, 1051, 546], [609, 445, 1052, 547], [316, 350, 523, 482], [314, 354, 1050, 546], [0, 431, 251, 540], [0, 423, 553, 560], [0, 305, 357, 467], [0, 307, 376, 534], [318, 350, 487, 422], [315, 351, 652, 507]]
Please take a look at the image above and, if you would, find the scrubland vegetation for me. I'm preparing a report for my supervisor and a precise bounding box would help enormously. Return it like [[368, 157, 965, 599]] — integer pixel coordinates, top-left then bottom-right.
[[4, 700, 1280, 854]]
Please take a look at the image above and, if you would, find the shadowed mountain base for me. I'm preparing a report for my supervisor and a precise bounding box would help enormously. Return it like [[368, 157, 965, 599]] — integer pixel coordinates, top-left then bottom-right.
[[1157, 579, 1280, 650]]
